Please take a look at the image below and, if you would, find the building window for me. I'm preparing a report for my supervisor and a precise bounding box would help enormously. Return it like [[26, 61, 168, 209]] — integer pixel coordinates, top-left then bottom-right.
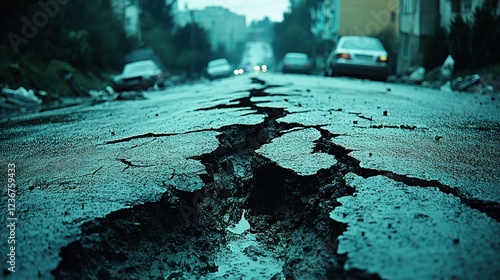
[[404, 0, 415, 14], [391, 11, 396, 22]]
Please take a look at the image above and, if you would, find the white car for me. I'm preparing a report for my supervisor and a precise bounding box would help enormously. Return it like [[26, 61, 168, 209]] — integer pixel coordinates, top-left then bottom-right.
[[112, 60, 165, 92], [206, 58, 232, 80], [325, 36, 389, 81]]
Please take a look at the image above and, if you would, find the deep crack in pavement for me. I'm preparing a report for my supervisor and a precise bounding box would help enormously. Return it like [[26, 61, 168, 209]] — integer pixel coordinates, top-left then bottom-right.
[[51, 80, 374, 279], [48, 77, 499, 279]]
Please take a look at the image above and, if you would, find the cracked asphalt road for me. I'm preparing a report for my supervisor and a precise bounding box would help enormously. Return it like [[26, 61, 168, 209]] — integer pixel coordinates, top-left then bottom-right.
[[1, 73, 499, 279]]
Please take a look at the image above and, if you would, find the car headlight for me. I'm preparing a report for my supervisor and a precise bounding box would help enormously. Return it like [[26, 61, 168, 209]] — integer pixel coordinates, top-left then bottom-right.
[[377, 55, 388, 62], [253, 65, 261, 71]]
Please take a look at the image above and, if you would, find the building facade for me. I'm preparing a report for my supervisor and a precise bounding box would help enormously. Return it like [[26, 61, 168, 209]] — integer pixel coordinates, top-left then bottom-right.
[[398, 0, 499, 73], [398, 0, 440, 73], [311, 0, 340, 42], [174, 6, 247, 53], [338, 0, 399, 39]]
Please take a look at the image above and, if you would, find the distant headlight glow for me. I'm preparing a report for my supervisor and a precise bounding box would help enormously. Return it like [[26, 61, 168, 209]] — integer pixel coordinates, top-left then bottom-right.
[[253, 65, 261, 71]]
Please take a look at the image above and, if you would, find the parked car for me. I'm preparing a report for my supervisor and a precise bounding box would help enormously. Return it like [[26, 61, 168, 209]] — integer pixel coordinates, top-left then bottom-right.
[[112, 60, 165, 92], [206, 58, 232, 80], [281, 52, 312, 74], [325, 36, 389, 81]]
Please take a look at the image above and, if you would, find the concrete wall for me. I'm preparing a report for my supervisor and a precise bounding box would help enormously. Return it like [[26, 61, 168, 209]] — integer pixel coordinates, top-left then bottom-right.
[[339, 0, 399, 38]]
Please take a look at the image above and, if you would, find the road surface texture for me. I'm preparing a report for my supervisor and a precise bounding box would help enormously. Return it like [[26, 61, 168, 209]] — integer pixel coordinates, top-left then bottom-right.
[[1, 73, 499, 279]]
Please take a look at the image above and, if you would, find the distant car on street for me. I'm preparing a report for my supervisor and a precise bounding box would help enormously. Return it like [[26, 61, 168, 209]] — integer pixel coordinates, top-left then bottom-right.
[[206, 58, 232, 80], [281, 52, 312, 74], [237, 41, 276, 74], [325, 36, 389, 81], [112, 60, 165, 92]]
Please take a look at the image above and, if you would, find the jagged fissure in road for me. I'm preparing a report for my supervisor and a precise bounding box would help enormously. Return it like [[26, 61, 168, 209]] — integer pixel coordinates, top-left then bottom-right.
[[52, 78, 498, 279], [52, 82, 379, 279], [313, 128, 500, 222]]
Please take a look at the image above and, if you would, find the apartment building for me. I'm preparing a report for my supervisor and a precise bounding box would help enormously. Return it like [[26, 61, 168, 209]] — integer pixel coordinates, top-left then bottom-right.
[[398, 0, 440, 72], [398, 0, 499, 73], [174, 6, 247, 53]]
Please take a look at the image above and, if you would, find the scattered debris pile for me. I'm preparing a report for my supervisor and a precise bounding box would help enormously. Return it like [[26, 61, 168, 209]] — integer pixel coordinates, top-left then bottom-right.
[[0, 87, 44, 114]]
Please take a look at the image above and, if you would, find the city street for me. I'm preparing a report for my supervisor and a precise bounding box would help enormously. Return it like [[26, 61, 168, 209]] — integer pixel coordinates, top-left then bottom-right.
[[1, 73, 499, 279]]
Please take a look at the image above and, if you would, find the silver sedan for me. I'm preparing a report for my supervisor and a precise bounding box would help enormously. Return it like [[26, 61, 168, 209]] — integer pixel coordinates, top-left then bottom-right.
[[325, 36, 389, 81]]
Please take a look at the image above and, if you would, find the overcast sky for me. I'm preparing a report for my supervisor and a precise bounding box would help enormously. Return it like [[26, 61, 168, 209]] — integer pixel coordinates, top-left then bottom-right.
[[177, 0, 290, 24]]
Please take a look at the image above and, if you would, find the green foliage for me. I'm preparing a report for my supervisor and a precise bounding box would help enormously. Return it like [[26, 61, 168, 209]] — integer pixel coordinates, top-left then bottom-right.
[[142, 27, 175, 68], [423, 25, 449, 70], [470, 2, 500, 68], [171, 23, 212, 73], [61, 0, 132, 71], [139, 0, 174, 30], [0, 0, 229, 94], [449, 15, 473, 70], [273, 1, 317, 61], [1, 0, 131, 72], [448, 1, 500, 71]]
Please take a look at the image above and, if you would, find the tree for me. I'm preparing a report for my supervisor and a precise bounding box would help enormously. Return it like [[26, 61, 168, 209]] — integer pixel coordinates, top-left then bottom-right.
[[448, 0, 500, 71], [423, 25, 449, 70], [449, 15, 473, 70], [272, 0, 318, 61], [61, 0, 132, 71], [470, 2, 500, 68], [140, 0, 175, 30], [172, 23, 212, 74]]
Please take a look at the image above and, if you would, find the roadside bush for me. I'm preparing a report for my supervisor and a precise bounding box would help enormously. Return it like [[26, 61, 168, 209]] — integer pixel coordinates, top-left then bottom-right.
[[470, 3, 500, 68], [448, 15, 473, 71], [142, 27, 175, 69], [171, 23, 211, 74], [448, 1, 500, 71], [423, 25, 449, 70]]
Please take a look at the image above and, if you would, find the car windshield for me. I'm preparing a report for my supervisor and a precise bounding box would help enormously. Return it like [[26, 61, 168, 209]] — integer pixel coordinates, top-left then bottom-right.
[[341, 39, 384, 51], [284, 54, 308, 64], [123, 62, 157, 74], [209, 59, 229, 67]]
